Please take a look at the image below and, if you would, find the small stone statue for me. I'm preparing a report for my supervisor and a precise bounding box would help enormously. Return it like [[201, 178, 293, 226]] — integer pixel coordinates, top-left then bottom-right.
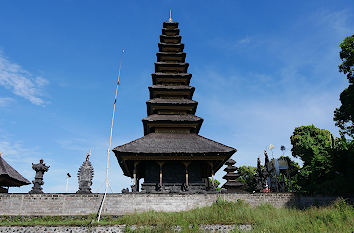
[[29, 159, 50, 194], [181, 183, 189, 192], [155, 183, 162, 192], [121, 188, 129, 193], [76, 152, 94, 194]]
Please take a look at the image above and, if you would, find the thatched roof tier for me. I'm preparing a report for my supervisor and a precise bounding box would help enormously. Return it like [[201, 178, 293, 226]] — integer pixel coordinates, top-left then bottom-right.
[[155, 62, 189, 73], [146, 98, 198, 115], [222, 173, 241, 179], [113, 133, 236, 177], [0, 156, 30, 187], [159, 35, 182, 44], [158, 43, 184, 53], [113, 133, 235, 154], [162, 22, 179, 29], [142, 114, 203, 135], [156, 52, 186, 63], [149, 85, 195, 99], [225, 158, 236, 165], [162, 28, 180, 36], [152, 73, 192, 85], [224, 165, 237, 172]]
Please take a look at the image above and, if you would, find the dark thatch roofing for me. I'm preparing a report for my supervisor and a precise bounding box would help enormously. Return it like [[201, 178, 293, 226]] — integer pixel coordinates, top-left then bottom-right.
[[149, 85, 194, 91], [147, 98, 197, 104], [113, 133, 236, 155], [142, 114, 203, 122], [0, 156, 30, 187], [152, 72, 192, 78]]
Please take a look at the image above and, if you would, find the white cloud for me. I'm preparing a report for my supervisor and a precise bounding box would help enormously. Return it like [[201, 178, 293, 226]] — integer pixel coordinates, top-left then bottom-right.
[[0, 97, 14, 107], [0, 53, 48, 105]]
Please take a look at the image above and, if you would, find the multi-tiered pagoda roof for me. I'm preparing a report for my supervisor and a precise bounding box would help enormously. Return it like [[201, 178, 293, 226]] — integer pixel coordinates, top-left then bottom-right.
[[113, 19, 236, 193]]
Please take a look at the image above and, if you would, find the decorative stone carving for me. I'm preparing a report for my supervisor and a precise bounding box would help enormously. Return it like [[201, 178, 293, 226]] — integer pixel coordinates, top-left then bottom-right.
[[76, 153, 94, 194], [29, 159, 49, 194]]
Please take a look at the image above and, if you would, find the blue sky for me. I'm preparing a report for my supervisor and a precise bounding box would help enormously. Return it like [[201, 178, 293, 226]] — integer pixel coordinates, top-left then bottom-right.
[[0, 0, 353, 193]]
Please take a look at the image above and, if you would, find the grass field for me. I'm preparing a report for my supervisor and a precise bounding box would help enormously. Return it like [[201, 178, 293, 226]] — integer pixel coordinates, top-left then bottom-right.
[[0, 198, 353, 232]]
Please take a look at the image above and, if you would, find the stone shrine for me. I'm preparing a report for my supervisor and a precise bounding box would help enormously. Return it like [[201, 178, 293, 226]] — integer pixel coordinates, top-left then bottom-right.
[[76, 153, 94, 194], [113, 18, 236, 193], [29, 159, 49, 194]]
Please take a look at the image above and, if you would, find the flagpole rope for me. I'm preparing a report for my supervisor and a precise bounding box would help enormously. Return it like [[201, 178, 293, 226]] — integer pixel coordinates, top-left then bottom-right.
[[97, 49, 125, 222]]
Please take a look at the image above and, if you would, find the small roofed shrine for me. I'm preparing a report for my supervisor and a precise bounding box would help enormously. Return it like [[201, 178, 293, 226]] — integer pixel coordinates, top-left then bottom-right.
[[222, 159, 244, 193], [113, 18, 236, 193], [0, 153, 30, 193]]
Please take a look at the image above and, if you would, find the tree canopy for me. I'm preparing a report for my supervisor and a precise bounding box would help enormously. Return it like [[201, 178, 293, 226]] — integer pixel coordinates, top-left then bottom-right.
[[290, 125, 353, 194], [334, 35, 354, 138]]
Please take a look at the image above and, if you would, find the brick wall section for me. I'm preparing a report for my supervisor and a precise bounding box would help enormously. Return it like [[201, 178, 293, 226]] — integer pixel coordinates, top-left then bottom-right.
[[0, 193, 347, 216]]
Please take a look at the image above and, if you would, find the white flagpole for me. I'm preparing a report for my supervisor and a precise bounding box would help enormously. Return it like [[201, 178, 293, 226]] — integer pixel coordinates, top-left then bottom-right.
[[97, 49, 125, 222]]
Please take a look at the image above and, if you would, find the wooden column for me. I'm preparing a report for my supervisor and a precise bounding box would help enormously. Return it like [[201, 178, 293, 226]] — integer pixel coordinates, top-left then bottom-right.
[[157, 162, 164, 187], [133, 162, 137, 192], [183, 162, 190, 186], [209, 162, 215, 187]]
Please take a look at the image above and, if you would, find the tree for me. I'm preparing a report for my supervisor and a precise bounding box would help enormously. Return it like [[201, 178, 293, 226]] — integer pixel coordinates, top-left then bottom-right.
[[290, 125, 354, 194], [328, 134, 354, 194], [290, 125, 334, 194], [237, 166, 257, 192], [334, 35, 354, 138]]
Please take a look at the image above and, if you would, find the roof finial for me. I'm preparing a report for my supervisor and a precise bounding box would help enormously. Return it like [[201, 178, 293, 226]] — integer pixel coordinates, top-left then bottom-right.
[[169, 9, 173, 22]]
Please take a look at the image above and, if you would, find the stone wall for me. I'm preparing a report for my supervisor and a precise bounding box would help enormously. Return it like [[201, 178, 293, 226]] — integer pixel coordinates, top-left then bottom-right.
[[0, 193, 347, 216]]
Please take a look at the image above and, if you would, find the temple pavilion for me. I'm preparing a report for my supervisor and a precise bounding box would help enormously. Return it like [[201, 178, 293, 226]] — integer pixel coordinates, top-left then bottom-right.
[[0, 153, 30, 193], [113, 18, 236, 193]]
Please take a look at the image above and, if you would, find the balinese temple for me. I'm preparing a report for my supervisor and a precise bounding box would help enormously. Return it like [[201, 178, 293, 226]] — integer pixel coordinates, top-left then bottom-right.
[[113, 17, 236, 193], [0, 153, 30, 193], [221, 159, 244, 193]]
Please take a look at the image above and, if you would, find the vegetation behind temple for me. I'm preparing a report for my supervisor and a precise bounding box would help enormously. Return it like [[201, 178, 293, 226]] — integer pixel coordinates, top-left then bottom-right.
[[1, 199, 353, 233], [236, 36, 354, 195]]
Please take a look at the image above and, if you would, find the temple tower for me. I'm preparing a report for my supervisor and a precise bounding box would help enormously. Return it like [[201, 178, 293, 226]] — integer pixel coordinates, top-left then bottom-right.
[[222, 159, 244, 193], [113, 19, 236, 193]]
